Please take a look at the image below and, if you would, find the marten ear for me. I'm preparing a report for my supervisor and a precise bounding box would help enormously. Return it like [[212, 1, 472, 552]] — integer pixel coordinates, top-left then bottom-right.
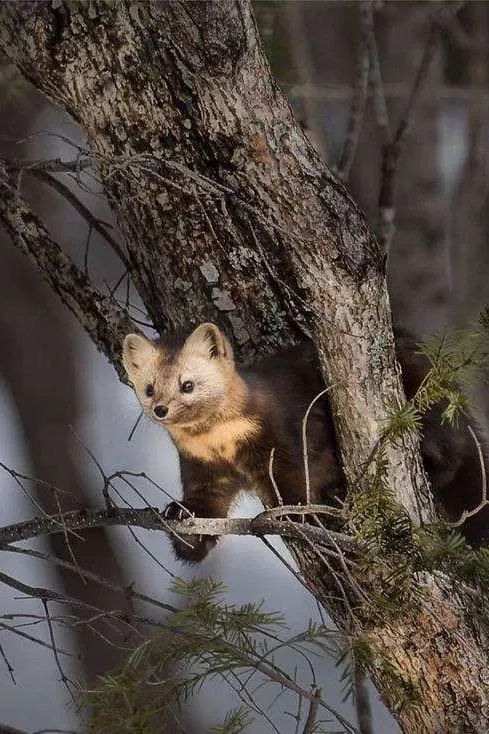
[[184, 323, 233, 362], [122, 333, 156, 378]]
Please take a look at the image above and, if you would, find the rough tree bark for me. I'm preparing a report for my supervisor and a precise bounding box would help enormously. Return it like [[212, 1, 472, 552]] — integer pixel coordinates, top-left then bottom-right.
[[0, 2, 488, 731]]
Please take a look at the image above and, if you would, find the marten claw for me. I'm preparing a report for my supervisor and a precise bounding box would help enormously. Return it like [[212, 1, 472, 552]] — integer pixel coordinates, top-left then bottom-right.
[[162, 501, 192, 522]]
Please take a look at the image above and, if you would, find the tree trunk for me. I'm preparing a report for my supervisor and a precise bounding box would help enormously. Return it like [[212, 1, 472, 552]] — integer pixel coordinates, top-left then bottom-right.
[[0, 2, 488, 731]]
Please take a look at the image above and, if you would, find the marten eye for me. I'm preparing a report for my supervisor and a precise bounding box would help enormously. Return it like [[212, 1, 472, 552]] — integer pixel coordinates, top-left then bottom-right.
[[145, 384, 154, 398], [180, 380, 194, 394]]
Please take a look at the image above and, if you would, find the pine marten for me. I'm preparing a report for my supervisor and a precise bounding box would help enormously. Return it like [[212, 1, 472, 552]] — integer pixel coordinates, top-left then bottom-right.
[[122, 323, 489, 562]]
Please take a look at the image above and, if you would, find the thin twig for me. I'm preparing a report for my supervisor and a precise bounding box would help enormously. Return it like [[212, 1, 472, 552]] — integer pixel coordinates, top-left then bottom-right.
[[449, 425, 488, 527], [0, 621, 76, 659], [0, 164, 133, 379], [27, 168, 129, 268], [303, 686, 322, 734], [127, 410, 144, 441], [378, 8, 444, 251], [41, 599, 76, 702], [0, 641, 16, 684], [260, 504, 343, 520], [338, 1, 371, 178], [302, 387, 336, 505], [269, 448, 284, 506], [363, 0, 391, 144]]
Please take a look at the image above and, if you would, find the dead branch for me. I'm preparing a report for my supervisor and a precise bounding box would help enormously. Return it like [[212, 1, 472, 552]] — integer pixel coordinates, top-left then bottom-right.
[[378, 11, 440, 251], [0, 570, 172, 635], [4, 156, 92, 174], [4, 545, 175, 617], [376, 2, 465, 252], [449, 425, 488, 527], [28, 168, 129, 268], [338, 1, 371, 179], [362, 0, 391, 144], [0, 160, 133, 376], [302, 687, 322, 734], [0, 505, 358, 552], [41, 598, 76, 701], [0, 640, 15, 684]]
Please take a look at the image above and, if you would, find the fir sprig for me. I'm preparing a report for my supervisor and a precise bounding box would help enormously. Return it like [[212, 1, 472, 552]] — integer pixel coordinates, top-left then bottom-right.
[[86, 578, 350, 734]]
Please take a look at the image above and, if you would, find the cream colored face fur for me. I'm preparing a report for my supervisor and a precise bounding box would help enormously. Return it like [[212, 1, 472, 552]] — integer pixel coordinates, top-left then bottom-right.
[[122, 324, 245, 435]]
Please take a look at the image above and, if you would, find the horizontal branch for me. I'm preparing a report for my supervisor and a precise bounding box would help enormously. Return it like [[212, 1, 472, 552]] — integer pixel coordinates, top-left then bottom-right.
[[0, 161, 133, 377], [5, 155, 93, 174], [0, 505, 357, 552]]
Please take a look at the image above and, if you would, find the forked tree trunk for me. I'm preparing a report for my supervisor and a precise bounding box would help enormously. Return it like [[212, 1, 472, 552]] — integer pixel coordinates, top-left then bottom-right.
[[0, 2, 488, 731]]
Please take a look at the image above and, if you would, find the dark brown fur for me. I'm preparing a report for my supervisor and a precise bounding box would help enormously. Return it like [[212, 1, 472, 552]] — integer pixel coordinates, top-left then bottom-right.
[[163, 329, 489, 562], [396, 330, 489, 544]]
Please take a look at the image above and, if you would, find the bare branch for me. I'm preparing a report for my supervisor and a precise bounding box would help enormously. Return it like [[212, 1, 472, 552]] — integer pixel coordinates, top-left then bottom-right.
[[41, 599, 76, 702], [362, 0, 391, 144], [28, 168, 129, 268], [338, 1, 371, 179], [0, 570, 173, 636], [259, 504, 343, 520], [4, 156, 92, 174], [3, 545, 174, 617], [0, 505, 358, 552], [302, 387, 336, 505], [0, 161, 134, 377], [0, 620, 76, 659], [376, 4, 464, 250], [0, 640, 16, 684], [449, 425, 488, 527], [303, 686, 321, 734]]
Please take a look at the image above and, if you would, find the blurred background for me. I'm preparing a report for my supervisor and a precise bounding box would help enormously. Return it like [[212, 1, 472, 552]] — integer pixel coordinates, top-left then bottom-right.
[[1, 1, 488, 732]]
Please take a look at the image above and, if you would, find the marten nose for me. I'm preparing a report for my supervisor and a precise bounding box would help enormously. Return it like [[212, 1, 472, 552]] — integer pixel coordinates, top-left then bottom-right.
[[153, 404, 168, 419]]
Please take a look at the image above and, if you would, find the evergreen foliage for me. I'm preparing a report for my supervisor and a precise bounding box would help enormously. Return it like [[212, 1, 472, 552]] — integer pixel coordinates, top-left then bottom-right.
[[86, 578, 350, 733]]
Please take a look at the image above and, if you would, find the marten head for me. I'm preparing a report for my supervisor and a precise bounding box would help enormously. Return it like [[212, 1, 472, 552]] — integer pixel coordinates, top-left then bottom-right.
[[122, 323, 243, 429]]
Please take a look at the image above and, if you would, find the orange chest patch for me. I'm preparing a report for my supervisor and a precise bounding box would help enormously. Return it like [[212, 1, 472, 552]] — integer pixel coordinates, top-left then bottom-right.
[[169, 417, 261, 463]]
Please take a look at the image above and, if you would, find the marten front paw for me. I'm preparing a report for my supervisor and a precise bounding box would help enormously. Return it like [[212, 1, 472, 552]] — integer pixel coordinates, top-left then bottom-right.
[[163, 501, 218, 563], [173, 534, 218, 563], [163, 500, 192, 522]]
